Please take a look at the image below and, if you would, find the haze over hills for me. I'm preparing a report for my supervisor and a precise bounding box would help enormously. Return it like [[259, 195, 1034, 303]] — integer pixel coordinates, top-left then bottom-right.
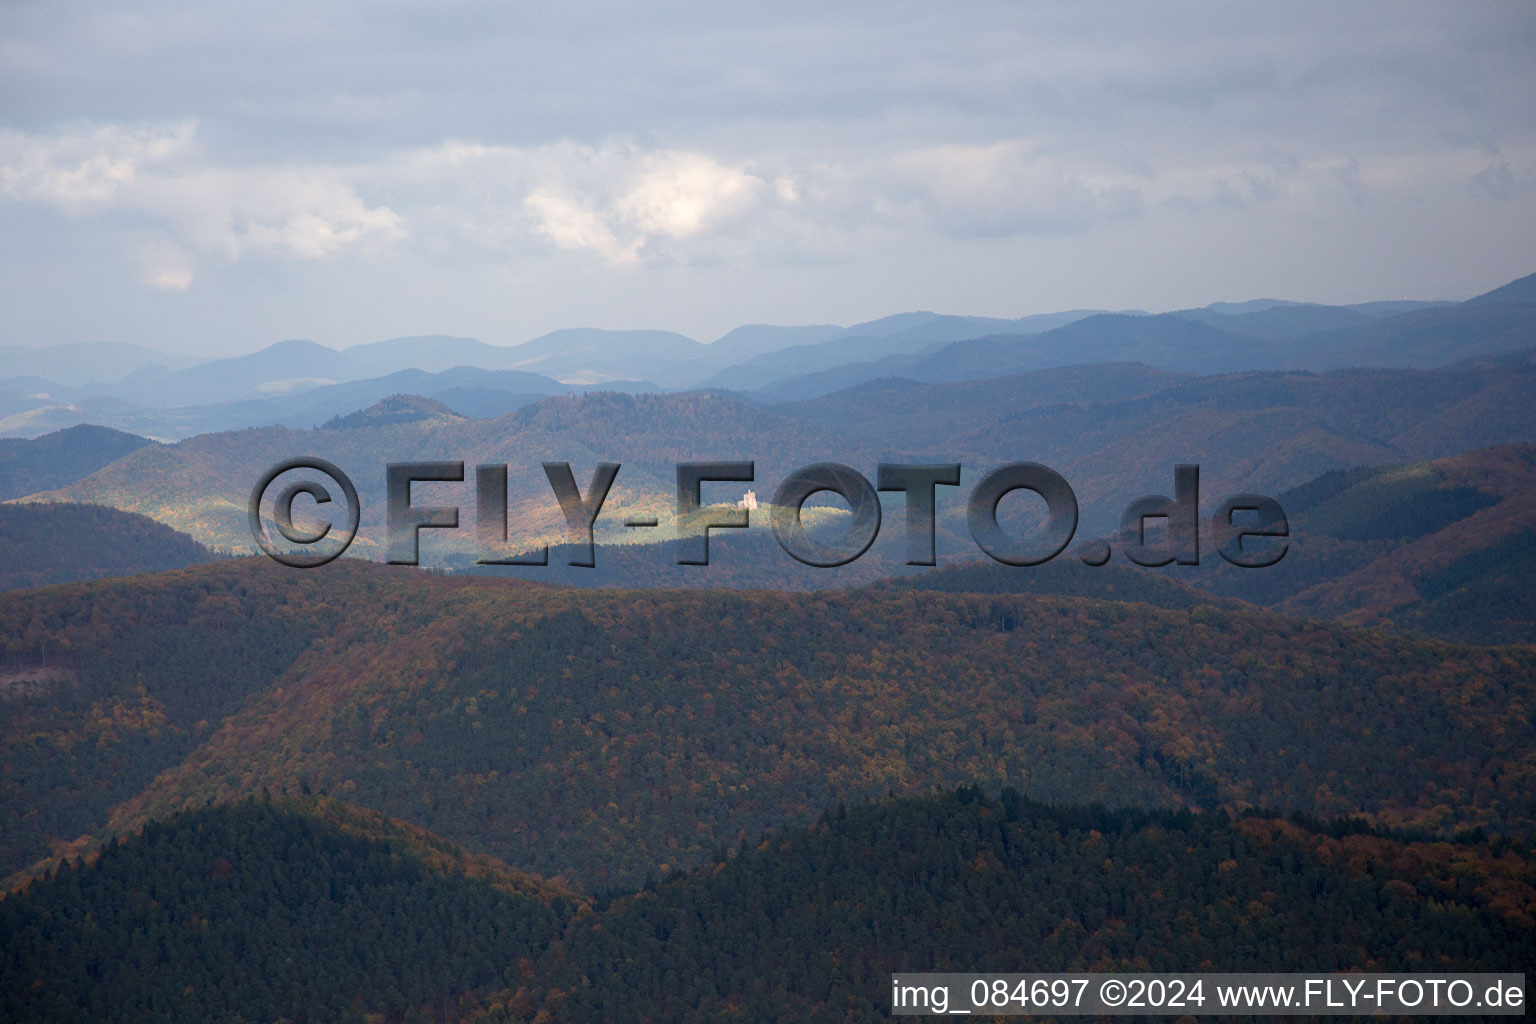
[[756, 294, 1536, 400], [60, 333, 678, 409], [1293, 300, 1536, 371], [697, 309, 1129, 393], [776, 362, 1187, 446], [19, 349, 1536, 557], [2, 270, 1528, 439], [1171, 302, 1378, 337], [0, 342, 204, 388], [0, 365, 630, 440]]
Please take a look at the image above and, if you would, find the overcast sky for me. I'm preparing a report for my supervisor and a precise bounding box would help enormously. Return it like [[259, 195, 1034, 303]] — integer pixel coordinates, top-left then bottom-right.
[[2, 0, 1533, 355]]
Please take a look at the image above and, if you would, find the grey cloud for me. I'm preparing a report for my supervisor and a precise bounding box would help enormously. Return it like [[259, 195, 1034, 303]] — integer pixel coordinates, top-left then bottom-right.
[[6, 0, 1532, 159], [0, 0, 1532, 352]]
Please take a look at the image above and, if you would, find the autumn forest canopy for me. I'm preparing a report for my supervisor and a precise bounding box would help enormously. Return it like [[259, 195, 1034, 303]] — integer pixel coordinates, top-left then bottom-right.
[[2, 272, 1534, 1022]]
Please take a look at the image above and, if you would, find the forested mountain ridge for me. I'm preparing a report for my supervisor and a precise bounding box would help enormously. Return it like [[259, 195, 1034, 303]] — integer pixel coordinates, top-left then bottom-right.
[[522, 788, 1534, 1023], [1273, 444, 1536, 630], [0, 424, 155, 500], [0, 502, 219, 591], [2, 788, 1529, 1024], [0, 558, 493, 886], [4, 557, 1533, 894], [1179, 444, 1536, 643], [0, 794, 578, 1024]]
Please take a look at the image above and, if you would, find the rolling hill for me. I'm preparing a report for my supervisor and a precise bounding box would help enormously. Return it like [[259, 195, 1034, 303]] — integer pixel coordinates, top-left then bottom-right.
[[531, 789, 1532, 1022], [0, 503, 219, 591], [0, 794, 575, 1024], [3, 557, 1533, 896], [320, 392, 467, 430], [1464, 269, 1536, 306], [2, 786, 1529, 1023], [1187, 444, 1536, 644], [0, 424, 156, 500], [917, 314, 1273, 378], [448, 439, 1536, 639], [776, 361, 1187, 447], [1292, 301, 1536, 371]]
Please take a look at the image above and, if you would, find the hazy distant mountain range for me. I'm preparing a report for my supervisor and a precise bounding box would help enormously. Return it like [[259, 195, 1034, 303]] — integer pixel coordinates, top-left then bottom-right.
[[3, 271, 1531, 440], [14, 346, 1535, 561]]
